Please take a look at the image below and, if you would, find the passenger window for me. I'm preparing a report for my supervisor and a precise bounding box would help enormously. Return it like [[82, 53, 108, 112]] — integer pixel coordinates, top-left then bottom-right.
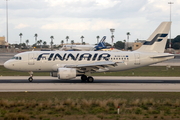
[[19, 57, 22, 60], [16, 57, 18, 60]]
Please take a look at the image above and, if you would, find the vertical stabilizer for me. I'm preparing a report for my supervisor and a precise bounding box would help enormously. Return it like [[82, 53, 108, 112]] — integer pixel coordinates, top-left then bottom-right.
[[136, 22, 171, 53]]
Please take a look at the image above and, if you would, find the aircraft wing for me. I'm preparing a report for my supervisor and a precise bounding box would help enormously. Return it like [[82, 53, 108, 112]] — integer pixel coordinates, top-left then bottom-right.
[[64, 61, 117, 72]]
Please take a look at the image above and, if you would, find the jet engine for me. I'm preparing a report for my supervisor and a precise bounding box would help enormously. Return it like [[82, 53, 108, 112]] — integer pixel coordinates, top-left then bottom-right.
[[57, 68, 76, 79]]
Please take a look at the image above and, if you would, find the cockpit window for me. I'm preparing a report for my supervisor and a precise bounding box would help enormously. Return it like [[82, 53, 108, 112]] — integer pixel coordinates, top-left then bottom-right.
[[12, 56, 22, 60]]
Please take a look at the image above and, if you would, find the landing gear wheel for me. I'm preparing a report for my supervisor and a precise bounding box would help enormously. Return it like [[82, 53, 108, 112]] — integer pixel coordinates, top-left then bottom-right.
[[81, 75, 87, 82], [28, 77, 33, 82], [87, 76, 94, 83], [28, 71, 33, 82]]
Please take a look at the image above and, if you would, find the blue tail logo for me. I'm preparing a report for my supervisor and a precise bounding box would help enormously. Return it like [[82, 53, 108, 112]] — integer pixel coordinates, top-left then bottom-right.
[[93, 36, 106, 51], [143, 34, 168, 45]]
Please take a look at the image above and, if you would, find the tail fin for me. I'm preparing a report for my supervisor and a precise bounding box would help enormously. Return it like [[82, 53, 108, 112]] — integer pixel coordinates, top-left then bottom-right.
[[136, 22, 171, 53], [91, 36, 106, 51], [97, 36, 106, 47]]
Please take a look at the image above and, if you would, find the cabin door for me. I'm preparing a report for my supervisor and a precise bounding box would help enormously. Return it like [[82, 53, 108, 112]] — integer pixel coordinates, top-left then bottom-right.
[[28, 53, 35, 65], [134, 53, 140, 65]]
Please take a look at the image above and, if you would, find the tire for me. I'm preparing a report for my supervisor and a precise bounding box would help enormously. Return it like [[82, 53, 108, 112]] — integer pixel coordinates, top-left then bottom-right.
[[28, 77, 33, 82], [81, 75, 87, 82], [87, 76, 94, 83]]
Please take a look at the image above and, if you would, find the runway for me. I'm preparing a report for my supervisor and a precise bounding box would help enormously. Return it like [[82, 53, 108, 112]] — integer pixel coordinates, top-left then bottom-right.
[[0, 76, 180, 92]]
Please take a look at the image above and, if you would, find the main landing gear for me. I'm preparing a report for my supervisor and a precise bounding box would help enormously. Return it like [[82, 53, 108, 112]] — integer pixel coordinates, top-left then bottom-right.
[[28, 71, 33, 82], [81, 75, 94, 83]]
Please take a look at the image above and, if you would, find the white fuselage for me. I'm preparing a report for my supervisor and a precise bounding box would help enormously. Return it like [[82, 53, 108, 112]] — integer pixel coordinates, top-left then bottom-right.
[[61, 45, 95, 51], [4, 51, 174, 73]]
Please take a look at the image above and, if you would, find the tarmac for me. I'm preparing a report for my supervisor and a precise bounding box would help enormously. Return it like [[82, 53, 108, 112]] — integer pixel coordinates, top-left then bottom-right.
[[0, 76, 180, 92]]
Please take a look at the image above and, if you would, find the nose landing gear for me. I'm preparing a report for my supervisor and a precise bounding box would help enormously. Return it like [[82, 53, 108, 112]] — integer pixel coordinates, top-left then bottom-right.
[[28, 71, 33, 82]]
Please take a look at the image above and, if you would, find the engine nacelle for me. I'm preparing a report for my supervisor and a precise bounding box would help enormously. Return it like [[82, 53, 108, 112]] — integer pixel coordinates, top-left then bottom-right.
[[50, 72, 58, 77], [57, 68, 76, 79]]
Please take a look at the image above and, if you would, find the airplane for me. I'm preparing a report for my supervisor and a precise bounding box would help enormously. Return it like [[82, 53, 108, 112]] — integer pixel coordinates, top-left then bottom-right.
[[61, 36, 109, 51], [4, 22, 174, 83]]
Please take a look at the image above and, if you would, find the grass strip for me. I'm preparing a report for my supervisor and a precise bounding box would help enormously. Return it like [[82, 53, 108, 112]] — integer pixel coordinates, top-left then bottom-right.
[[0, 92, 180, 120]]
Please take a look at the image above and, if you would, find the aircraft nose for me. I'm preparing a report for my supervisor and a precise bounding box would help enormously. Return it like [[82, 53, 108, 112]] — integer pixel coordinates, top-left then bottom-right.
[[4, 61, 11, 69]]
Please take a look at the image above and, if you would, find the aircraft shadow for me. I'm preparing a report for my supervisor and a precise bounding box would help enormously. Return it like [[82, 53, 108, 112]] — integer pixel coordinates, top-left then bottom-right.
[[0, 79, 180, 83]]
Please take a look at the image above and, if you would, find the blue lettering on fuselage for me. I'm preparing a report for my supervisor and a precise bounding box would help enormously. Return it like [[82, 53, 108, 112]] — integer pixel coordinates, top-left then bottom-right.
[[37, 53, 50, 61], [37, 53, 111, 61], [66, 53, 79, 61], [53, 53, 67, 61], [48, 53, 54, 61], [79, 53, 92, 61], [97, 53, 110, 61]]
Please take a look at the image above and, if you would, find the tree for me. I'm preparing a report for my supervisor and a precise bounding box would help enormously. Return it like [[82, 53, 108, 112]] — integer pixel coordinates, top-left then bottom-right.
[[172, 43, 180, 49], [43, 41, 47, 48], [34, 33, 38, 44], [25, 39, 29, 47], [81, 36, 84, 44], [50, 36, 54, 50], [126, 32, 130, 50], [123, 39, 126, 50], [71, 40, 74, 45], [96, 36, 100, 44], [19, 33, 23, 45], [114, 41, 125, 50], [37, 40, 40, 46], [61, 40, 64, 47], [82, 42, 86, 45], [39, 40, 42, 48], [66, 36, 69, 44]]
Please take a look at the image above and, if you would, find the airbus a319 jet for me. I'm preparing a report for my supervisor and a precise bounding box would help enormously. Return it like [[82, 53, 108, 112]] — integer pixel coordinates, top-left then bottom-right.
[[4, 22, 174, 82]]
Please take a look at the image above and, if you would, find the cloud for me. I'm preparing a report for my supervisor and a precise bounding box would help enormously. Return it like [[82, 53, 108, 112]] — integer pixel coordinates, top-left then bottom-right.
[[41, 19, 119, 31], [0, 0, 180, 45], [14, 23, 30, 29]]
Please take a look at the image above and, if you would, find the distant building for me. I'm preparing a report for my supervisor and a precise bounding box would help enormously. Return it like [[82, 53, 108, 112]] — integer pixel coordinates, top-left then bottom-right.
[[124, 39, 145, 51], [0, 36, 5, 45], [133, 39, 145, 50], [0, 36, 9, 48], [133, 42, 143, 50]]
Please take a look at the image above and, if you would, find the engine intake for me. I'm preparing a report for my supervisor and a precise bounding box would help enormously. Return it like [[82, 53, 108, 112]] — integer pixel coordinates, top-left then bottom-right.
[[57, 68, 76, 79]]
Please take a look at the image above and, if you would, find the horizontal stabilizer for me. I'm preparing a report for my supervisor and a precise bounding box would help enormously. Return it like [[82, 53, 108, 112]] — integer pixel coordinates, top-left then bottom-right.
[[150, 54, 175, 58]]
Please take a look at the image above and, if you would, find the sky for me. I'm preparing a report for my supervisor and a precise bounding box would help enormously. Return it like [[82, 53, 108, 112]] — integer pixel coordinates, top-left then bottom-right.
[[0, 0, 179, 45]]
